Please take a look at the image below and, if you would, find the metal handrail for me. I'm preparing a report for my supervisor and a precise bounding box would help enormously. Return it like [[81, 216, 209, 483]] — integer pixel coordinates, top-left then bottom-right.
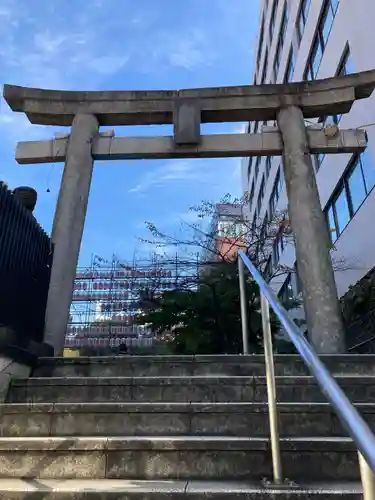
[[238, 249, 375, 494], [349, 335, 375, 352]]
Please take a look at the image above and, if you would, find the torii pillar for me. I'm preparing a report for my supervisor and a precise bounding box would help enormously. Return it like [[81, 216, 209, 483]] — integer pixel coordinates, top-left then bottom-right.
[[3, 71, 375, 355], [277, 106, 345, 353], [46, 114, 99, 355]]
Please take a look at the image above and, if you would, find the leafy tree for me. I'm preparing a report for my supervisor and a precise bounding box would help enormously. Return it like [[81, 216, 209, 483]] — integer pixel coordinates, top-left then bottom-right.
[[134, 261, 299, 355]]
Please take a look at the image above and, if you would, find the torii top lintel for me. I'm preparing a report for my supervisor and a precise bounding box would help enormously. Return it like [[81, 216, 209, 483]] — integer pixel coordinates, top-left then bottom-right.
[[3, 70, 375, 127]]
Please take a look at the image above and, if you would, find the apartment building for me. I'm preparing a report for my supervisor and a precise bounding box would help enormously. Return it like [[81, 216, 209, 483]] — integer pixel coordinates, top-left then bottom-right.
[[241, 0, 375, 305]]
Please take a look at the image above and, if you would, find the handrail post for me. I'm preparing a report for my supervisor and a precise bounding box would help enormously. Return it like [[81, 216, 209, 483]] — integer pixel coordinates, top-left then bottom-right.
[[359, 452, 375, 500], [238, 256, 249, 355], [260, 292, 283, 485]]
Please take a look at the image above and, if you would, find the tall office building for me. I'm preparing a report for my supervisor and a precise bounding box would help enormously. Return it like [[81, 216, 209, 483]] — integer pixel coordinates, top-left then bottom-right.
[[242, 0, 375, 303]]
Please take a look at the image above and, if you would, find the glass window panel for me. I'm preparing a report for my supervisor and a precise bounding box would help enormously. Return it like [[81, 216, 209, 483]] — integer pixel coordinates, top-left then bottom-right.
[[347, 159, 366, 212], [330, 0, 340, 15], [325, 114, 338, 125], [261, 49, 268, 83], [327, 206, 337, 241], [312, 38, 323, 76], [360, 149, 375, 194], [247, 158, 253, 179], [280, 5, 288, 40], [250, 181, 255, 200], [298, 14, 305, 40], [277, 168, 283, 193], [321, 7, 334, 46], [302, 0, 312, 19], [338, 49, 354, 77], [334, 188, 350, 234], [345, 54, 355, 75], [269, 195, 275, 218], [257, 21, 264, 65], [266, 157, 272, 178], [269, 0, 278, 38], [255, 157, 261, 180]]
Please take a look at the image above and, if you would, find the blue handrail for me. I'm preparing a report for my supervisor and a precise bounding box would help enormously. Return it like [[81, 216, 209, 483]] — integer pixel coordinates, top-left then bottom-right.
[[238, 249, 375, 471]]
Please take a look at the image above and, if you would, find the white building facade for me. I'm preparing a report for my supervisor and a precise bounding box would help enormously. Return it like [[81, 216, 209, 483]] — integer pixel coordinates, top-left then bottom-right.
[[242, 0, 375, 304]]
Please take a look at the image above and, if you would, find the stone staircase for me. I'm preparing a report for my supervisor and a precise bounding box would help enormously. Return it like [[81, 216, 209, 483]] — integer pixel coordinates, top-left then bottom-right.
[[0, 354, 373, 498]]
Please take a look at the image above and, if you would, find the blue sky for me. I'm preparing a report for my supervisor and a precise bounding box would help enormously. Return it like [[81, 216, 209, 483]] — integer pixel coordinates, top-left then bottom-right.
[[0, 0, 260, 266]]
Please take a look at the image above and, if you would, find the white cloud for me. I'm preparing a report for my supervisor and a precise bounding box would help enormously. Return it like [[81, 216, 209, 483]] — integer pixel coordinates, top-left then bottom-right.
[[128, 160, 204, 194]]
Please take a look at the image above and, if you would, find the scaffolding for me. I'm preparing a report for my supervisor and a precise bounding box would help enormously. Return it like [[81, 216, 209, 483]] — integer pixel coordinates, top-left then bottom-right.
[[65, 252, 200, 350]]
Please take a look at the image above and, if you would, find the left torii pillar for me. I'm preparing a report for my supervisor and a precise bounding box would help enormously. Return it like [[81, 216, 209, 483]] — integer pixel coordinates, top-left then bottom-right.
[[45, 113, 99, 356]]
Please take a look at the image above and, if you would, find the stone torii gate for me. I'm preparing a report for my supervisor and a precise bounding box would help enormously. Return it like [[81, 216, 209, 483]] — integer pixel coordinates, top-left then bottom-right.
[[3, 70, 375, 356]]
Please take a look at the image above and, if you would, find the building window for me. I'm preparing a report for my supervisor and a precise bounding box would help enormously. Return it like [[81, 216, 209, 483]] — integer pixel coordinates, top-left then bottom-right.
[[333, 46, 354, 120], [278, 273, 294, 303], [254, 157, 261, 183], [269, 0, 279, 40], [321, 0, 340, 44], [252, 210, 258, 231], [263, 255, 273, 282], [279, 2, 289, 41], [303, 0, 340, 80], [249, 180, 255, 209], [337, 45, 354, 76], [327, 205, 337, 241], [273, 3, 289, 79], [319, 114, 341, 127], [274, 38, 283, 80], [325, 149, 375, 241], [269, 168, 282, 218], [284, 47, 296, 83], [297, 0, 311, 43], [261, 212, 269, 243], [266, 156, 272, 179], [247, 157, 253, 180], [311, 37, 323, 77], [257, 176, 265, 214], [261, 48, 269, 84], [272, 229, 286, 267], [313, 153, 326, 172], [334, 189, 351, 234], [257, 17, 265, 67]]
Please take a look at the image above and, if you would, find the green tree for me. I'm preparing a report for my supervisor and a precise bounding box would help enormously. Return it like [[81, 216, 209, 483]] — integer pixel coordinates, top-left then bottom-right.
[[134, 261, 299, 355]]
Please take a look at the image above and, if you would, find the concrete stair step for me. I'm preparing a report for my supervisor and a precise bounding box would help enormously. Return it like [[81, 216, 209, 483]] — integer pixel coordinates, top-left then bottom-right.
[[33, 354, 375, 378], [1, 402, 375, 438], [0, 436, 362, 481], [8, 375, 375, 403], [0, 478, 363, 499]]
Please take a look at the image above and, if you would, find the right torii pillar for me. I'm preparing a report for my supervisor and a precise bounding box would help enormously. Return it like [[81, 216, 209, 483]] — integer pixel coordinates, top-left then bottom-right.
[[277, 106, 345, 353]]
